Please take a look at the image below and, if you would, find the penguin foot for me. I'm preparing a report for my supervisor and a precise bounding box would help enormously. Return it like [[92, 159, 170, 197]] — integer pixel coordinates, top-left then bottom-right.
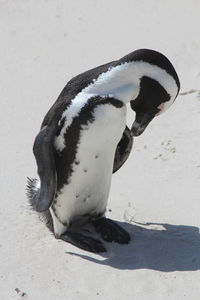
[[60, 231, 106, 253], [93, 217, 130, 244]]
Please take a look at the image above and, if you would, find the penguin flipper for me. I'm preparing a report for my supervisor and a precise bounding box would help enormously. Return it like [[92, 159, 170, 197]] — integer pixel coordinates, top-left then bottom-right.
[[32, 93, 70, 212], [33, 125, 57, 212], [113, 126, 133, 173]]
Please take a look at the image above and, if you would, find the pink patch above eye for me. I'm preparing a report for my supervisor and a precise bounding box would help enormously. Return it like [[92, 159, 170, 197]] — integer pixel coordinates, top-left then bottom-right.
[[156, 103, 165, 116]]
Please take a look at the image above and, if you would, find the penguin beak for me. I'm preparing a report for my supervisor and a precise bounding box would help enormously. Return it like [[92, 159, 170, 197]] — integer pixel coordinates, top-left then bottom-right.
[[131, 112, 154, 136]]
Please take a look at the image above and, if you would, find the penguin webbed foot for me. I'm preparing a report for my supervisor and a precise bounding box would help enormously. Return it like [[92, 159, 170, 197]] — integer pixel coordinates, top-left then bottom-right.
[[60, 231, 106, 253], [93, 217, 130, 244]]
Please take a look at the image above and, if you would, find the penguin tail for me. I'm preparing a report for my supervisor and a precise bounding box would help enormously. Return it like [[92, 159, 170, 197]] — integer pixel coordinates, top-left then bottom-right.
[[26, 177, 54, 232], [26, 177, 40, 210]]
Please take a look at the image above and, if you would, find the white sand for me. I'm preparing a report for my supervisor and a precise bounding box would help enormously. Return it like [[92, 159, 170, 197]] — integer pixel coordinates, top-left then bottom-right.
[[1, 1, 200, 299]]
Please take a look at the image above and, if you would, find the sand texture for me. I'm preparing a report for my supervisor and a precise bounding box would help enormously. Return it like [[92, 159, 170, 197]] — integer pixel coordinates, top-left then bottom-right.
[[1, 1, 200, 299]]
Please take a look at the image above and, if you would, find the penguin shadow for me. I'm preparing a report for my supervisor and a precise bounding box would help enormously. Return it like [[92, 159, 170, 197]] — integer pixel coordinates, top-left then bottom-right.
[[67, 221, 200, 272]]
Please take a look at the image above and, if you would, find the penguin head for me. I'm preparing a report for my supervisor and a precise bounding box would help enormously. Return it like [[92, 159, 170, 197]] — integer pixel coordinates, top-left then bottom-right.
[[68, 49, 180, 137], [120, 49, 180, 136]]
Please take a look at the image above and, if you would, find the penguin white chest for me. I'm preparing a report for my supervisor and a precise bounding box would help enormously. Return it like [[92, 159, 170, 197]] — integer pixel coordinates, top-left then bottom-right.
[[53, 103, 126, 227]]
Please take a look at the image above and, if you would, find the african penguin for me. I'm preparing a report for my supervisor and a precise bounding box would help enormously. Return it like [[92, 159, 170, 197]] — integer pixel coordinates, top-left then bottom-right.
[[27, 49, 180, 253]]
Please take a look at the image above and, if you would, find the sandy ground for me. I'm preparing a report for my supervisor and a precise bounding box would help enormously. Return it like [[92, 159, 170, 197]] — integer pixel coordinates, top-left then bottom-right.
[[1, 0, 200, 299]]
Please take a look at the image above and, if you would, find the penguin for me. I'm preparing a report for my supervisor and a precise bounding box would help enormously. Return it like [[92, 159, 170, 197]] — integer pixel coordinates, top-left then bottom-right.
[[27, 49, 180, 253]]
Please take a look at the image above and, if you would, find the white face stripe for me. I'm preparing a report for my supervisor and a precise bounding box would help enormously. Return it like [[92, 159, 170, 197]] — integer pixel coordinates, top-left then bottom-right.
[[84, 61, 179, 103], [55, 60, 179, 151]]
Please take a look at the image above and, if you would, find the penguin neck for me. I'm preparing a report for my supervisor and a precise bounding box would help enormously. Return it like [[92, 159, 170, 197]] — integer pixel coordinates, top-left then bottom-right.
[[83, 60, 178, 105]]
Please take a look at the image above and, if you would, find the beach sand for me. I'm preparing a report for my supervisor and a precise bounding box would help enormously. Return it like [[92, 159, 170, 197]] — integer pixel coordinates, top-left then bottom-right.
[[1, 1, 200, 299]]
